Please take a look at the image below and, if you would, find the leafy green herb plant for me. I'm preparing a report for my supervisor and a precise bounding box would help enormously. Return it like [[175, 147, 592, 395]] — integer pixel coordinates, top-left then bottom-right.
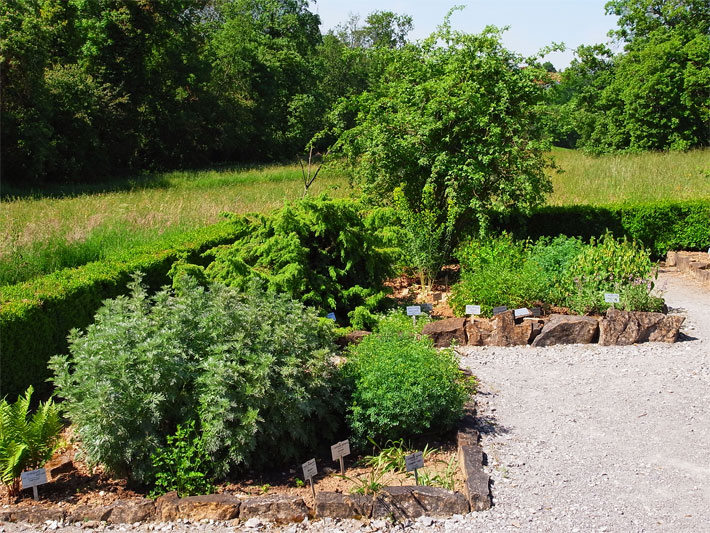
[[343, 330, 472, 446], [149, 421, 214, 498]]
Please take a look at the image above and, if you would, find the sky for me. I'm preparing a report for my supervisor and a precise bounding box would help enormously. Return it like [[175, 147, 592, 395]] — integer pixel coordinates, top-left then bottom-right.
[[311, 1, 621, 69]]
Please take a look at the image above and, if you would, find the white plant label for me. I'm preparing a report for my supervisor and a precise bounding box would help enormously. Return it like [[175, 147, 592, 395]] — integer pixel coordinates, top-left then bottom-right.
[[21, 468, 47, 488], [514, 308, 531, 318], [302, 458, 317, 480], [406, 305, 422, 316], [330, 440, 351, 461], [492, 306, 508, 315], [604, 293, 620, 303], [405, 451, 424, 472], [465, 305, 481, 315], [326, 312, 336, 321]]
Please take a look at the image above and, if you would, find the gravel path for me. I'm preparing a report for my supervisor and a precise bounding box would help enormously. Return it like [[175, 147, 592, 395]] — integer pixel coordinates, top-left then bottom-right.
[[4, 269, 708, 533]]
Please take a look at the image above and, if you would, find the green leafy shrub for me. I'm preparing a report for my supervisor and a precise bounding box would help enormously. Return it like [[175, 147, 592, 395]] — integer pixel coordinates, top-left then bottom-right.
[[201, 195, 395, 326], [50, 276, 342, 484], [1, 221, 245, 402], [150, 421, 214, 498], [0, 387, 63, 497], [564, 232, 661, 314], [449, 234, 542, 316], [342, 331, 471, 447], [451, 232, 661, 316]]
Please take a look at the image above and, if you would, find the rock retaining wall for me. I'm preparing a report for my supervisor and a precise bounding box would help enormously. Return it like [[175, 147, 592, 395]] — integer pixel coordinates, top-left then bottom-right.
[[422, 308, 684, 348]]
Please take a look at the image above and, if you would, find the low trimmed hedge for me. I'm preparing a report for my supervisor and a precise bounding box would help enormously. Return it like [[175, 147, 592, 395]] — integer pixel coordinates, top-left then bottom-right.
[[495, 200, 710, 258], [0, 221, 245, 401]]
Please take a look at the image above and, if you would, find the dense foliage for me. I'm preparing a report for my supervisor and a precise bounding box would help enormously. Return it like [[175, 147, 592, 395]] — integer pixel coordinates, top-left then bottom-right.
[[0, 0, 410, 186], [195, 196, 394, 328], [545, 0, 710, 152], [342, 324, 471, 447], [330, 16, 553, 288], [0, 387, 63, 497], [50, 276, 342, 484], [450, 233, 663, 316]]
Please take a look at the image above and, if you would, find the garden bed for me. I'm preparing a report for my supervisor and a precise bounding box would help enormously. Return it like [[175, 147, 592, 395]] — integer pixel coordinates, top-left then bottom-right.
[[0, 407, 490, 526]]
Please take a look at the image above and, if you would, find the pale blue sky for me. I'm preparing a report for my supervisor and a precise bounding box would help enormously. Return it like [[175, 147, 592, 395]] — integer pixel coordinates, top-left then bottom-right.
[[311, 1, 621, 69]]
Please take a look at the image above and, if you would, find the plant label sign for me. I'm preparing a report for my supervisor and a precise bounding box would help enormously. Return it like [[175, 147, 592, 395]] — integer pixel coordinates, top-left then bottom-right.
[[420, 303, 433, 313], [21, 468, 47, 500], [532, 307, 542, 317], [514, 308, 531, 318], [326, 312, 336, 321], [330, 440, 351, 461], [604, 293, 620, 303], [302, 458, 317, 481], [492, 306, 508, 315], [406, 305, 422, 316], [405, 451, 424, 472], [465, 305, 481, 316]]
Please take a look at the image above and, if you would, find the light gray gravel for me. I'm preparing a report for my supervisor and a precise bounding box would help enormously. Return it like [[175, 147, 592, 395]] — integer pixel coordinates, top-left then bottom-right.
[[4, 269, 709, 533]]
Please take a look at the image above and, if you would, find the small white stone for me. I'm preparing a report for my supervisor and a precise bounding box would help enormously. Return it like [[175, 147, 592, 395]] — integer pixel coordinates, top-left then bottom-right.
[[244, 517, 262, 528]]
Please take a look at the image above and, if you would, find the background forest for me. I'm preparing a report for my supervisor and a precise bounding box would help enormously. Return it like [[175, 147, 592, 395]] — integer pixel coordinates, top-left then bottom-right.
[[2, 0, 709, 187]]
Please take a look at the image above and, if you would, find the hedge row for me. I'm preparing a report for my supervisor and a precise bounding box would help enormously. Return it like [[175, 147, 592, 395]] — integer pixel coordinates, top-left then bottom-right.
[[0, 221, 245, 401], [495, 200, 710, 258]]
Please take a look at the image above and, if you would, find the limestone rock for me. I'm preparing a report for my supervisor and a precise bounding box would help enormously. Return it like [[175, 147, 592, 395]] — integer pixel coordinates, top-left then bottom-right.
[[372, 486, 468, 519], [532, 314, 599, 347], [489, 310, 532, 346], [66, 504, 112, 523], [421, 318, 466, 348], [154, 491, 180, 521], [107, 499, 155, 524], [457, 436, 491, 511], [315, 492, 373, 519], [3, 507, 66, 524], [599, 308, 685, 345], [464, 318, 493, 346], [176, 494, 240, 521], [239, 495, 308, 523]]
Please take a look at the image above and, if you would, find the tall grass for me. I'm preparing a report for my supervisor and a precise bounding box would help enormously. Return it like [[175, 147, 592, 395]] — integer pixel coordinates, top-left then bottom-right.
[[3, 149, 709, 287], [1, 164, 352, 286], [546, 147, 710, 206]]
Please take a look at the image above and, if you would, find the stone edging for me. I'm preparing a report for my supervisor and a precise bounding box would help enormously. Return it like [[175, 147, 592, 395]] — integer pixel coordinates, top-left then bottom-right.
[[421, 308, 685, 348], [667, 251, 710, 286]]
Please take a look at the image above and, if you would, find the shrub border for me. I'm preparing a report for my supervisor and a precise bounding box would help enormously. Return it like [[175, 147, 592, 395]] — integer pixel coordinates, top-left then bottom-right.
[[0, 222, 244, 401], [494, 200, 710, 259]]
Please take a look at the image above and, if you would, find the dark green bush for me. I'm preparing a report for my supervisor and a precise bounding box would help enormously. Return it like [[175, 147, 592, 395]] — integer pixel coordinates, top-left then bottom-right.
[[498, 201, 710, 259], [342, 327, 471, 447], [50, 276, 342, 484], [201, 195, 395, 328], [0, 221, 244, 401]]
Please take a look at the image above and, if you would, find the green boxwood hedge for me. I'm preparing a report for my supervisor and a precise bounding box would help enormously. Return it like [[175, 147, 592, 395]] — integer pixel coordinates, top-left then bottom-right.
[[0, 222, 244, 401], [496, 201, 710, 258]]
